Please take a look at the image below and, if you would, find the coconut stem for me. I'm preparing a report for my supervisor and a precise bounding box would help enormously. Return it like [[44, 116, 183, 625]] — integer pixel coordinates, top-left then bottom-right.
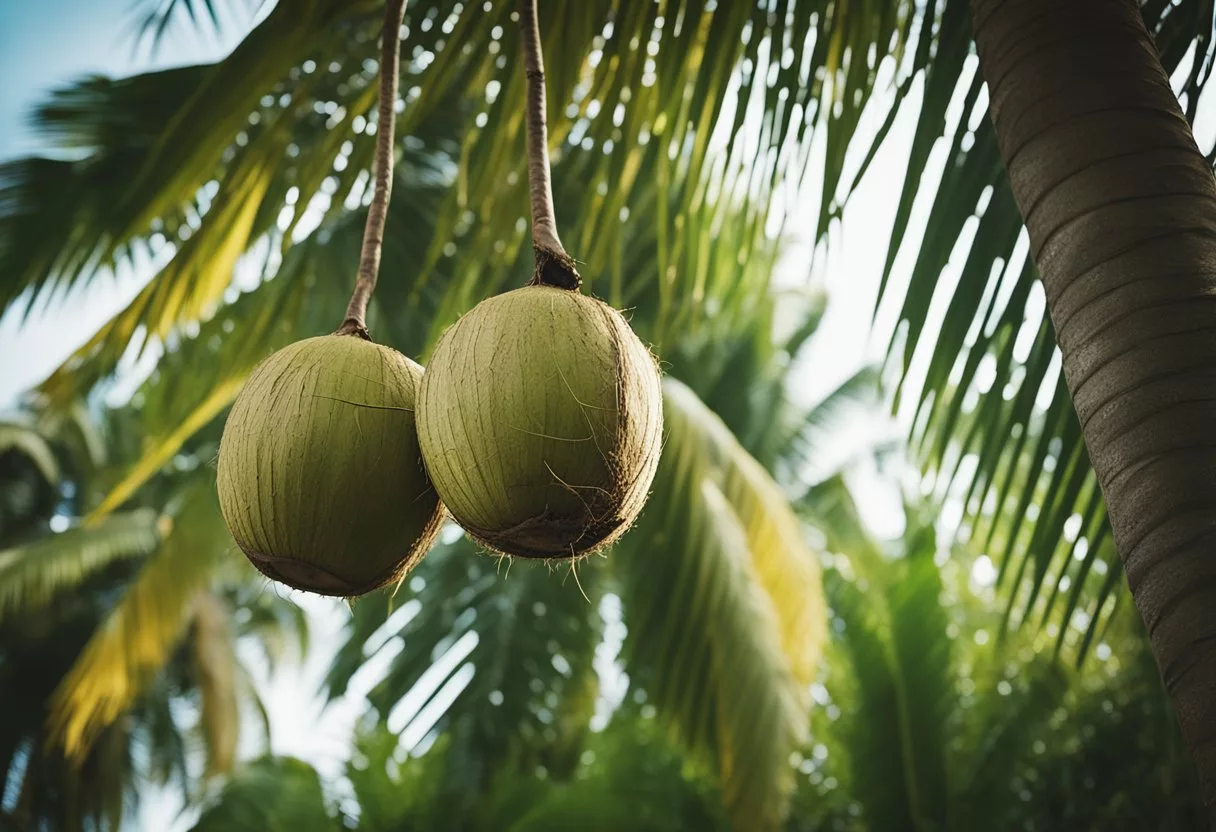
[[337, 0, 408, 339], [518, 0, 581, 291]]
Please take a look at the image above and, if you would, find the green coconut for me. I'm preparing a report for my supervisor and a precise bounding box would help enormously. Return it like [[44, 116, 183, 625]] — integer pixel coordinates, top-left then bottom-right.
[[217, 334, 443, 595], [416, 285, 663, 558]]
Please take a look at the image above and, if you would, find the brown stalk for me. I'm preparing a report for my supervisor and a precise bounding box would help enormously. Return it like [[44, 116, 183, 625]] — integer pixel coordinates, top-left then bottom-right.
[[518, 0, 581, 290], [336, 0, 408, 338]]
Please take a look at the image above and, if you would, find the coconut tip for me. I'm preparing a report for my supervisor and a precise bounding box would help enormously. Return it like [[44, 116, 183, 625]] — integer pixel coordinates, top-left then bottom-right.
[[333, 318, 374, 340], [530, 246, 582, 291]]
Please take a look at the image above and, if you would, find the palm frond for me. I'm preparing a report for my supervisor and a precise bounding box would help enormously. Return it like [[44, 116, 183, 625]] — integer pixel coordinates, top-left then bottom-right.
[[0, 66, 205, 316], [507, 760, 726, 832], [343, 725, 455, 830], [6, 0, 916, 405], [0, 509, 162, 620], [119, 0, 367, 251], [0, 421, 60, 486], [780, 365, 883, 483], [882, 531, 953, 827], [189, 756, 333, 831], [827, 524, 954, 831], [803, 366, 883, 443], [131, 0, 270, 50], [37, 130, 281, 407], [6, 26, 377, 404], [672, 378, 828, 685], [797, 473, 882, 561], [519, 717, 726, 832], [952, 661, 1070, 827], [0, 567, 190, 830], [326, 531, 603, 824], [191, 592, 240, 776], [39, 401, 109, 475], [615, 377, 825, 831], [48, 479, 233, 759], [829, 571, 926, 831], [140, 677, 192, 790]]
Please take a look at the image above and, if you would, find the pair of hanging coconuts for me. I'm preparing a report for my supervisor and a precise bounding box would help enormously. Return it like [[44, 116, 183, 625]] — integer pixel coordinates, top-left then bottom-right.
[[215, 0, 663, 596], [216, 285, 663, 595]]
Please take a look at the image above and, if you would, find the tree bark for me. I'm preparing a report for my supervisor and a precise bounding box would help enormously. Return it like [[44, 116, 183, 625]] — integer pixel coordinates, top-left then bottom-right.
[[972, 0, 1216, 813]]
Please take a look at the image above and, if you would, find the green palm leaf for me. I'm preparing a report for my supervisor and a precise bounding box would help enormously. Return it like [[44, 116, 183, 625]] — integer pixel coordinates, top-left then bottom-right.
[[827, 509, 1078, 829], [505, 718, 727, 832], [38, 129, 281, 407], [797, 473, 884, 563], [830, 571, 925, 831], [119, 0, 370, 251], [952, 661, 1069, 827], [883, 531, 952, 827], [0, 569, 201, 830], [329, 533, 603, 791], [827, 530, 953, 831], [189, 756, 334, 831], [0, 509, 163, 619], [0, 420, 60, 486]]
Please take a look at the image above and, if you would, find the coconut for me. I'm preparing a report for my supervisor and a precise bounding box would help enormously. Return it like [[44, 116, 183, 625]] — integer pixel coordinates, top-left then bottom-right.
[[416, 285, 663, 558], [216, 334, 443, 595]]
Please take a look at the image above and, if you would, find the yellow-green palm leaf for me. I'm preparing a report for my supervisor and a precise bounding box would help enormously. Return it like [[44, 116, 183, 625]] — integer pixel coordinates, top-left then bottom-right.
[[49, 480, 234, 759], [616, 377, 826, 830]]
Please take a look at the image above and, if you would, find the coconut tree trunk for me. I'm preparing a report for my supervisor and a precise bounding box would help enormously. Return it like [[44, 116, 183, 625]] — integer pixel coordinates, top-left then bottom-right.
[[971, 0, 1216, 818]]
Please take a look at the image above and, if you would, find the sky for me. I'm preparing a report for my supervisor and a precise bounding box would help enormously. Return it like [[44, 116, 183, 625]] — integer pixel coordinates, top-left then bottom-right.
[[0, 0, 250, 400], [0, 0, 1043, 827]]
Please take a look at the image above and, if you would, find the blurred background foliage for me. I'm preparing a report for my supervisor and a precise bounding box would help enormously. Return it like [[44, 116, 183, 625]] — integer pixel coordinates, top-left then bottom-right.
[[2, 0, 1215, 828]]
